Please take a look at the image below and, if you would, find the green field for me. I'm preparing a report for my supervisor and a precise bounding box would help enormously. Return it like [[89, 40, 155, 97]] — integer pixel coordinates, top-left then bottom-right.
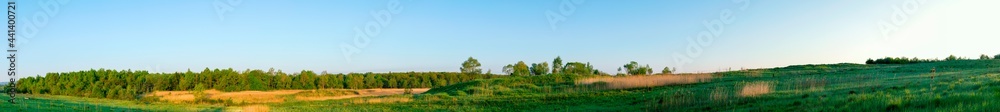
[[3, 59, 1000, 111], [272, 59, 1000, 111], [1, 94, 224, 111]]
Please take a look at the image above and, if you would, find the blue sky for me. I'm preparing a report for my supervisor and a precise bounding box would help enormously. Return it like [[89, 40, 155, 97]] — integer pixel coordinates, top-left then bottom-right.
[[5, 0, 1000, 79]]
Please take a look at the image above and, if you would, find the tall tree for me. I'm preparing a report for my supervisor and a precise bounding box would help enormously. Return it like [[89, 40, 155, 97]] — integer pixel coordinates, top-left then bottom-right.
[[552, 56, 563, 74], [563, 62, 595, 75], [512, 61, 531, 76], [502, 64, 514, 75], [461, 57, 483, 75], [662, 66, 673, 74], [275, 72, 292, 89], [298, 70, 318, 89], [623, 61, 653, 75], [980, 54, 991, 60], [530, 62, 549, 75], [945, 55, 959, 61]]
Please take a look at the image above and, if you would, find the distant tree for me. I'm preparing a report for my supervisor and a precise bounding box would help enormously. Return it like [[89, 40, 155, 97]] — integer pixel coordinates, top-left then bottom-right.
[[623, 61, 653, 75], [980, 54, 991, 60], [317, 73, 330, 89], [865, 58, 875, 64], [530, 62, 550, 75], [563, 62, 595, 75], [247, 70, 268, 90], [298, 70, 318, 89], [502, 64, 514, 75], [552, 56, 563, 74], [995, 54, 1000, 60], [345, 73, 365, 89], [328, 74, 344, 89], [945, 55, 959, 61], [275, 72, 293, 89], [461, 57, 483, 75], [662, 66, 673, 74], [512, 61, 531, 76], [363, 73, 382, 88]]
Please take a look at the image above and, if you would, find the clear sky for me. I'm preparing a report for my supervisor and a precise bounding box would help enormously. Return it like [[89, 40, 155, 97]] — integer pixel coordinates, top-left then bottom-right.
[[5, 0, 1000, 80]]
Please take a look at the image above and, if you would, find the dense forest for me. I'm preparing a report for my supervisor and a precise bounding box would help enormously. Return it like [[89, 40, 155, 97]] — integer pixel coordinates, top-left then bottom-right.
[[14, 68, 500, 100]]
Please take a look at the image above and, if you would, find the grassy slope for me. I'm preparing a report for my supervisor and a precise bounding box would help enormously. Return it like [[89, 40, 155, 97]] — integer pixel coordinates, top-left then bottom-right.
[[275, 60, 1000, 111], [0, 94, 224, 111]]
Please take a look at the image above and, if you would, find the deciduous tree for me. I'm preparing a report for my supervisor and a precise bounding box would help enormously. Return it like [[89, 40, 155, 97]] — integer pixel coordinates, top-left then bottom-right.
[[461, 57, 482, 75]]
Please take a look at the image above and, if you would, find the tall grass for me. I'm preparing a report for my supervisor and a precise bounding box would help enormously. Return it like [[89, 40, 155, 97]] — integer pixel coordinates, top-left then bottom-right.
[[576, 74, 713, 90]]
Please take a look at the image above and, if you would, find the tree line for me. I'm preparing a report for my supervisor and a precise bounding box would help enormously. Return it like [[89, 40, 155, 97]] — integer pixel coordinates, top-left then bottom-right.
[[14, 68, 499, 100], [499, 56, 608, 76], [490, 56, 672, 76], [15, 56, 678, 101], [865, 54, 1000, 64]]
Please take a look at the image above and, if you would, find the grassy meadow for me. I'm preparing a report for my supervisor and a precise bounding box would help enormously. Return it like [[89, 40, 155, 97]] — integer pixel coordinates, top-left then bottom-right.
[[273, 59, 1000, 111], [3, 59, 1000, 111]]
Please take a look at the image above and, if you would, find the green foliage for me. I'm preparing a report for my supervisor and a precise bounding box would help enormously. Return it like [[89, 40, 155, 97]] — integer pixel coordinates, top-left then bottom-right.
[[1, 94, 223, 111], [192, 84, 208, 103], [423, 74, 589, 96], [563, 62, 595, 75], [866, 57, 941, 64], [461, 57, 483, 75], [946, 55, 959, 61], [981, 54, 992, 60], [297, 70, 318, 89], [15, 68, 500, 100], [661, 66, 673, 74], [994, 54, 1000, 59], [278, 59, 1000, 111], [530, 62, 549, 75], [508, 61, 531, 76], [622, 61, 653, 75], [552, 56, 563, 74]]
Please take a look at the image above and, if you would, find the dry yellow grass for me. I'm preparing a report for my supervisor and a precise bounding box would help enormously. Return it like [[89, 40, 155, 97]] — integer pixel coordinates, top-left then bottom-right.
[[710, 87, 731, 102], [349, 97, 413, 104], [147, 88, 430, 104], [294, 89, 428, 101], [241, 104, 270, 112], [739, 82, 772, 97], [577, 74, 713, 89]]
